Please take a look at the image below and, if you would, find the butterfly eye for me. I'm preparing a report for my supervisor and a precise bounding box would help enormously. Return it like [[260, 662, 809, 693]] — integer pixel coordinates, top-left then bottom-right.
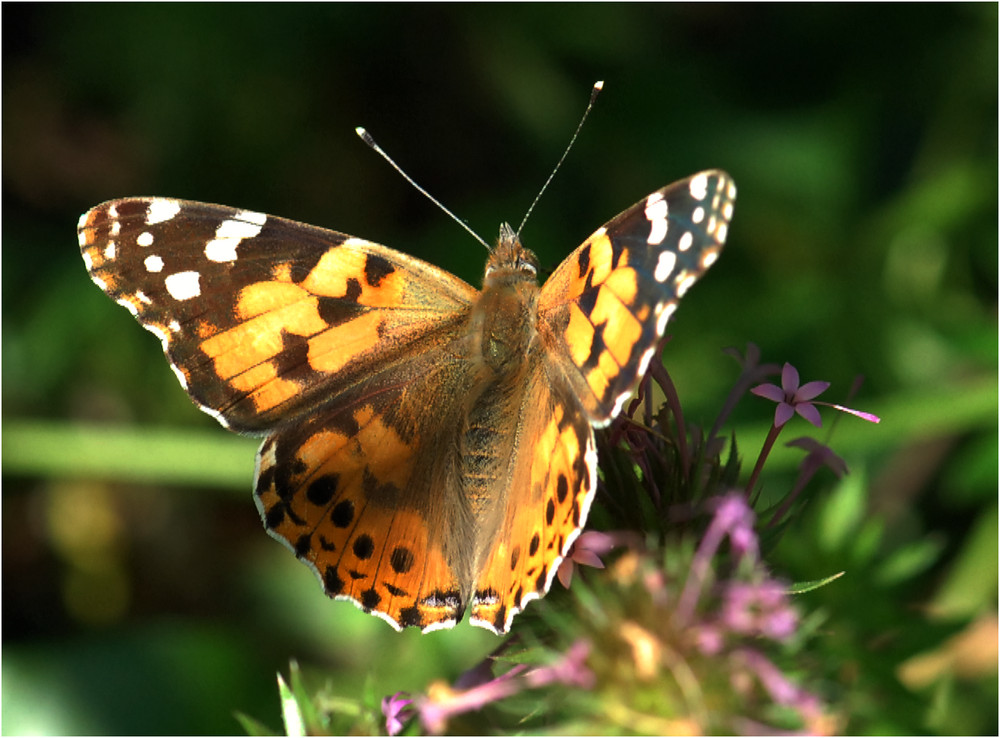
[[517, 249, 540, 277]]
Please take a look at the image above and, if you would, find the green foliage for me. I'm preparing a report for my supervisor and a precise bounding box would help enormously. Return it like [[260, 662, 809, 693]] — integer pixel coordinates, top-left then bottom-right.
[[3, 4, 995, 735]]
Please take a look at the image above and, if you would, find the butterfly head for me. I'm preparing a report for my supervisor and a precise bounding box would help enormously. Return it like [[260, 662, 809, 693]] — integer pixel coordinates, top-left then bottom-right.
[[484, 222, 540, 287]]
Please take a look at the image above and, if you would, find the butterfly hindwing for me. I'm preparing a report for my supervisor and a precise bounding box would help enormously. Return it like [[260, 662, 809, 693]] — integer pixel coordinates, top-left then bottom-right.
[[468, 362, 597, 633], [254, 333, 486, 632]]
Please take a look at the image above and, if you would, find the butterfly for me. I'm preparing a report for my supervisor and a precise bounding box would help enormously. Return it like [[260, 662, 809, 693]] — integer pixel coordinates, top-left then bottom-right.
[[78, 169, 735, 633]]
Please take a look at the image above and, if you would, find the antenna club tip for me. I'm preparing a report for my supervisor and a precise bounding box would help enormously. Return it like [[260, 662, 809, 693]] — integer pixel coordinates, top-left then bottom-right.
[[356, 127, 378, 148], [594, 80, 604, 90]]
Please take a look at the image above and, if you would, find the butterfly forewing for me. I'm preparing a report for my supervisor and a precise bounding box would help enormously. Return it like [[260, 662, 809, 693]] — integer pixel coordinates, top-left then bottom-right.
[[538, 170, 736, 424], [79, 198, 478, 433]]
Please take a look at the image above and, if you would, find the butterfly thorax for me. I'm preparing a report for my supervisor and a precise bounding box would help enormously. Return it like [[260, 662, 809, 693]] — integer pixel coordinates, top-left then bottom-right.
[[473, 224, 541, 376]]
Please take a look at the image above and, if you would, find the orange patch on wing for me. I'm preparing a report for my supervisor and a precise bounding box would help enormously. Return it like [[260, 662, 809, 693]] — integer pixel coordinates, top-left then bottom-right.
[[307, 312, 384, 374], [559, 232, 614, 303], [202, 282, 325, 380], [565, 304, 595, 367], [587, 233, 614, 285], [297, 427, 353, 469], [355, 411, 416, 491], [195, 320, 216, 339], [236, 280, 311, 320], [528, 407, 564, 491], [271, 261, 294, 282], [301, 248, 405, 307], [589, 287, 642, 366], [229, 360, 277, 394], [227, 362, 302, 415], [586, 349, 619, 400], [603, 266, 639, 304]]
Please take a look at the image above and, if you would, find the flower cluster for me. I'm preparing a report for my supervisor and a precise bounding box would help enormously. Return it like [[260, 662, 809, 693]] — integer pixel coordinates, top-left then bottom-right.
[[257, 349, 877, 735], [380, 493, 836, 735]]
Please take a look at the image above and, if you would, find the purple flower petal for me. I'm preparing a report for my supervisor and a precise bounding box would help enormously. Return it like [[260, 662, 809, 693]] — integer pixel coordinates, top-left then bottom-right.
[[794, 402, 823, 427], [781, 363, 800, 392], [795, 380, 830, 401], [751, 382, 785, 402], [774, 402, 795, 427], [382, 692, 415, 737]]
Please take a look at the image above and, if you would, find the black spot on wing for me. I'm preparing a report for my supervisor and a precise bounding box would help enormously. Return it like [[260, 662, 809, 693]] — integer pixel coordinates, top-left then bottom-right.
[[353, 534, 375, 559], [391, 547, 415, 573], [576, 244, 591, 279], [306, 474, 338, 506], [324, 566, 345, 594], [364, 253, 395, 286], [331, 499, 355, 527]]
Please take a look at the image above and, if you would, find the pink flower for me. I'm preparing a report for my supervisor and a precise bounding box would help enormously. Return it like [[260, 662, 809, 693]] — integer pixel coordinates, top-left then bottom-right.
[[752, 363, 829, 428], [381, 692, 415, 737], [557, 531, 616, 588]]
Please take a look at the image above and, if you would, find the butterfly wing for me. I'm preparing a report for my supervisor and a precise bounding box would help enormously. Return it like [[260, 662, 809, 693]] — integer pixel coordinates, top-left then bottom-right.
[[468, 358, 597, 634], [469, 171, 736, 633], [537, 170, 736, 423], [79, 198, 478, 433], [254, 331, 485, 632], [80, 197, 485, 631]]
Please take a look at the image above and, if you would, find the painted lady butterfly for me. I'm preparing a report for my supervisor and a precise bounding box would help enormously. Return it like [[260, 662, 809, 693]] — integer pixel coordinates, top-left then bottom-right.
[[78, 140, 734, 634]]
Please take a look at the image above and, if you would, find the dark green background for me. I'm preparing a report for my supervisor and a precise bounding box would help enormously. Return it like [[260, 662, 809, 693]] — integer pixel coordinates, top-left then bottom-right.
[[3, 4, 996, 734]]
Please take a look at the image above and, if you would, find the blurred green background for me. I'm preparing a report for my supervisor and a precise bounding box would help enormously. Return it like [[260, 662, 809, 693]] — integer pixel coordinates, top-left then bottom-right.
[[3, 4, 996, 734]]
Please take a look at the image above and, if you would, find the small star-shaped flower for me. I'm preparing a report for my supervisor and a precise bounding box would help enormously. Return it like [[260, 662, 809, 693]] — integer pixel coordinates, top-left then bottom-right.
[[751, 363, 830, 428], [381, 692, 415, 737]]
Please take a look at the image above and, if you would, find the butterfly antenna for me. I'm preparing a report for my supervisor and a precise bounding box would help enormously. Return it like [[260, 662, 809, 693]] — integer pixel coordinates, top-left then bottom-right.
[[356, 126, 491, 250], [515, 80, 604, 238]]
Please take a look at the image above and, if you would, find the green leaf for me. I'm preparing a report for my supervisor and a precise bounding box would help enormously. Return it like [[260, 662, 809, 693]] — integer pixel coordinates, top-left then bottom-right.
[[787, 571, 845, 594]]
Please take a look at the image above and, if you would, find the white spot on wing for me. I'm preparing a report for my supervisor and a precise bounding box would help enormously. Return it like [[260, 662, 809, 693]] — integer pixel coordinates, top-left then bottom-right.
[[656, 301, 677, 334], [145, 255, 164, 273], [676, 272, 697, 298], [77, 212, 89, 230], [104, 242, 117, 260], [692, 206, 705, 224], [146, 322, 169, 342], [689, 173, 709, 201], [238, 210, 267, 226], [146, 198, 181, 225], [219, 218, 263, 240], [169, 363, 191, 392], [110, 221, 121, 237], [116, 296, 139, 316], [654, 250, 677, 282], [164, 271, 201, 301], [135, 290, 152, 305], [137, 231, 154, 247], [644, 192, 668, 245], [204, 217, 263, 262], [678, 231, 693, 252], [82, 252, 92, 270]]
